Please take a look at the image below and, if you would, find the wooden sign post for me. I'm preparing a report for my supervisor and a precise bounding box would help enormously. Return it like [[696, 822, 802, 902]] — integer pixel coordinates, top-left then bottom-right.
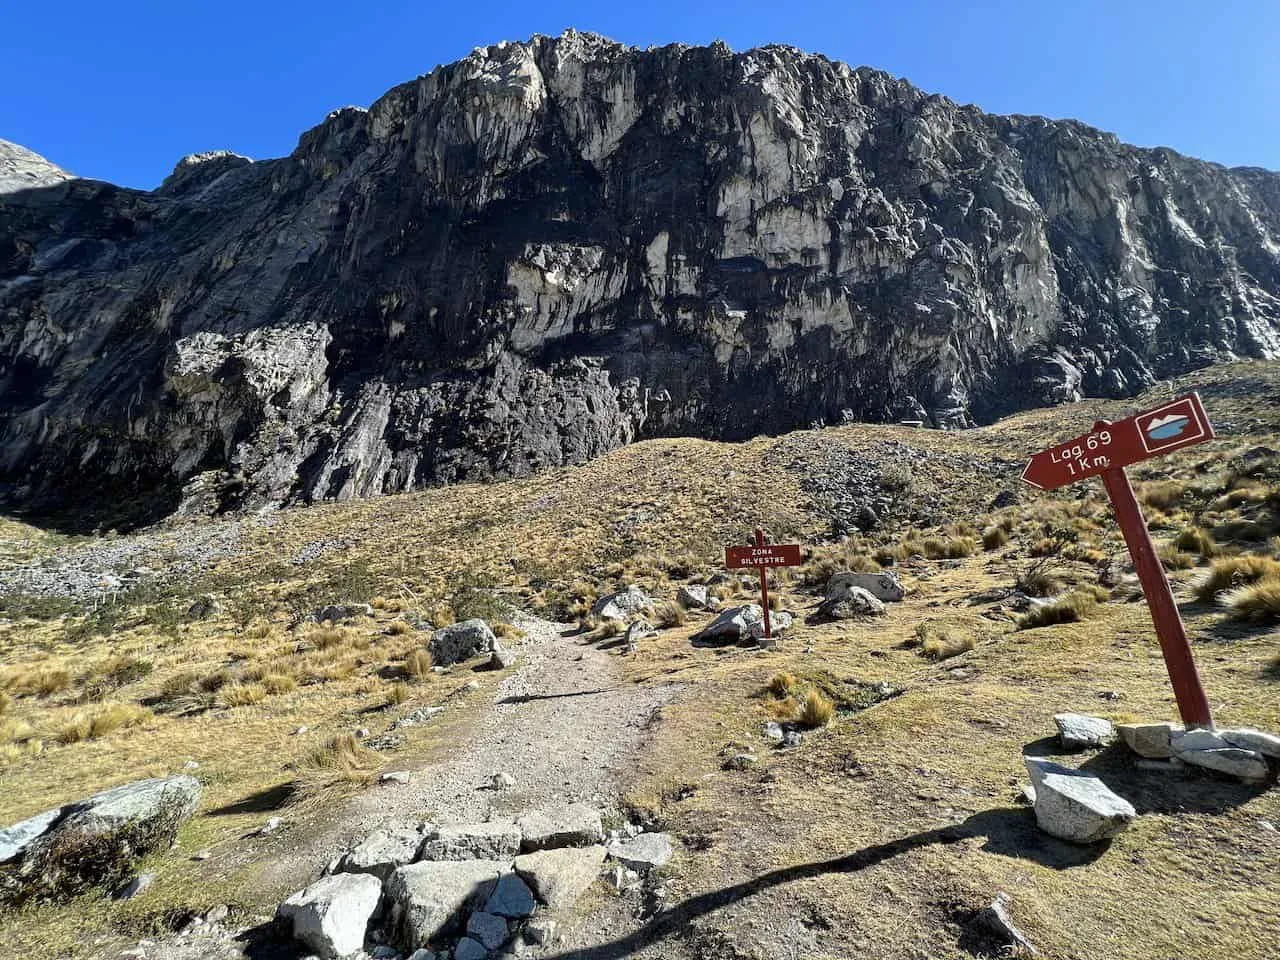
[[726, 528, 802, 639], [1021, 393, 1216, 728]]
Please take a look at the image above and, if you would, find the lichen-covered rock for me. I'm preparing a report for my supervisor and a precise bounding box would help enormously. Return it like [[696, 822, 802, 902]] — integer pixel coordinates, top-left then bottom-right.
[[0, 776, 201, 905], [2, 35, 1277, 530], [429, 620, 498, 667]]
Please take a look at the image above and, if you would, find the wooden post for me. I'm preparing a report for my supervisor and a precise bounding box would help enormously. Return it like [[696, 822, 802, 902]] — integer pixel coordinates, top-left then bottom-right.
[[755, 527, 772, 640]]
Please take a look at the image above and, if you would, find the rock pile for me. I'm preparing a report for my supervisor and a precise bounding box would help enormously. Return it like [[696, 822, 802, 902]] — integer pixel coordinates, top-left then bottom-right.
[[278, 804, 673, 959]]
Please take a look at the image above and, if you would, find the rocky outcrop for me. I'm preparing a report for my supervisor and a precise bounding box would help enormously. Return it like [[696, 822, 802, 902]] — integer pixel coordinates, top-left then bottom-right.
[[3, 33, 1279, 528]]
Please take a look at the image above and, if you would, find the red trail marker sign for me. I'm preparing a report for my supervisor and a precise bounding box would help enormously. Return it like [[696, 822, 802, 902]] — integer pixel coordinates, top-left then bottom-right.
[[1021, 392, 1216, 727], [725, 529, 801, 640]]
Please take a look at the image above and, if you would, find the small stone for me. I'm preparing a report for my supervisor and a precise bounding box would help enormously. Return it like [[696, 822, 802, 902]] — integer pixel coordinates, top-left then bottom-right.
[[1053, 713, 1114, 749], [484, 872, 536, 918], [204, 904, 229, 923], [523, 919, 557, 945], [379, 771, 412, 786], [490, 772, 515, 790], [722, 753, 757, 771], [606, 833, 675, 871], [294, 726, 309, 735], [1257, 820, 1276, 832], [1117, 722, 1178, 758], [973, 893, 1039, 957], [762, 722, 784, 743], [115, 872, 155, 900], [1024, 757, 1135, 844], [259, 816, 284, 836], [467, 911, 508, 950], [782, 730, 803, 748], [354, 727, 371, 739], [192, 849, 212, 861], [485, 647, 517, 670], [183, 760, 200, 770], [454, 937, 488, 960]]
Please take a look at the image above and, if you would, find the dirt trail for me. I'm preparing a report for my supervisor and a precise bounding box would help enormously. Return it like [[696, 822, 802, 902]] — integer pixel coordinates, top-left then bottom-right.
[[263, 611, 681, 889]]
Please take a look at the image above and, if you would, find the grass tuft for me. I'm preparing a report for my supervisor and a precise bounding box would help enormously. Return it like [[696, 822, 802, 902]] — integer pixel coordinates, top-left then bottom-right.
[[766, 672, 798, 697], [1221, 579, 1280, 622], [293, 733, 383, 799], [57, 703, 151, 744], [1017, 591, 1099, 630], [982, 526, 1009, 550], [915, 622, 975, 660], [1194, 555, 1280, 602], [405, 648, 433, 680], [218, 683, 268, 708], [794, 689, 835, 729]]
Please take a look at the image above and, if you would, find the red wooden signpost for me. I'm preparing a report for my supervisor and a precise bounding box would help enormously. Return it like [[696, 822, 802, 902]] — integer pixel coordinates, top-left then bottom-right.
[[1021, 393, 1216, 728], [725, 529, 802, 640]]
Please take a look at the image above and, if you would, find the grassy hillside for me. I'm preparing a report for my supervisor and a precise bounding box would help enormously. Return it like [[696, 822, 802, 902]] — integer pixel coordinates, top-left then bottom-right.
[[1, 360, 1278, 958]]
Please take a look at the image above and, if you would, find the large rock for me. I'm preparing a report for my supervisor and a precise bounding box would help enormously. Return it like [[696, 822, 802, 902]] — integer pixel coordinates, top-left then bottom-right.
[[0, 776, 201, 904], [605, 833, 674, 871], [1024, 758, 1136, 844], [514, 845, 607, 911], [420, 821, 522, 861], [590, 586, 650, 622], [816, 583, 886, 620], [826, 571, 905, 603], [429, 620, 498, 667], [278, 873, 382, 959], [691, 604, 791, 644], [517, 803, 604, 851], [1053, 713, 1115, 750], [1175, 744, 1269, 781], [339, 827, 427, 880], [484, 871, 537, 918], [1117, 722, 1178, 759], [1, 37, 1279, 531], [385, 860, 507, 947]]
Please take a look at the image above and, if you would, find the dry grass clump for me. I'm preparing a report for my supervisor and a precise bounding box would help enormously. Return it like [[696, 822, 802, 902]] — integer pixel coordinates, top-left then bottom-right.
[[794, 689, 835, 729], [1222, 580, 1280, 622], [1175, 527, 1219, 561], [386, 619, 412, 636], [766, 671, 798, 698], [493, 621, 525, 640], [0, 716, 35, 745], [3, 666, 73, 699], [1194, 555, 1280, 602], [653, 601, 686, 628], [1159, 546, 1198, 571], [1016, 558, 1063, 598], [801, 541, 879, 587], [386, 681, 412, 707], [261, 673, 298, 695], [914, 622, 975, 660], [293, 733, 383, 797], [218, 683, 268, 708], [1017, 591, 1099, 630], [57, 703, 151, 744], [405, 648, 433, 679], [923, 536, 977, 560], [0, 690, 10, 715], [1139, 480, 1188, 511], [307, 626, 351, 651], [593, 618, 625, 639], [982, 526, 1009, 550]]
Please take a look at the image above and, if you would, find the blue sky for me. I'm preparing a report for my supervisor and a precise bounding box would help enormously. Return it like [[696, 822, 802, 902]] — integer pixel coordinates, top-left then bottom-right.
[[2, 0, 1276, 189]]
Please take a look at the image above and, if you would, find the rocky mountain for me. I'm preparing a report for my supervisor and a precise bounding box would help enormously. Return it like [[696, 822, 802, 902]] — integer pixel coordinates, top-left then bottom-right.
[[2, 31, 1279, 529]]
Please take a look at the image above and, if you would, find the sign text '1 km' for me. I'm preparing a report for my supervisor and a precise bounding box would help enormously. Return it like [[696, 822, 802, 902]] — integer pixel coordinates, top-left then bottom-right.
[[1022, 392, 1216, 727]]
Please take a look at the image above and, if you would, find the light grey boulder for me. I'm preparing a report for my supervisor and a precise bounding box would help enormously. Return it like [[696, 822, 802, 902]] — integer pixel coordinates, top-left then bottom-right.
[[605, 833, 674, 871], [827, 571, 905, 603], [1117, 722, 1178, 758], [748, 609, 793, 640], [339, 828, 426, 880], [278, 873, 382, 959], [676, 585, 710, 609], [816, 583, 885, 620], [1178, 747, 1269, 781], [1053, 713, 1115, 749], [1024, 758, 1135, 844], [1219, 727, 1280, 759], [590, 585, 651, 622], [691, 604, 760, 644], [454, 937, 488, 960], [429, 619, 498, 666], [419, 822, 521, 861], [484, 871, 536, 918], [467, 911, 508, 950], [0, 775, 201, 904], [312, 603, 375, 623], [385, 860, 506, 947], [517, 803, 603, 851], [1170, 728, 1231, 753], [513, 845, 607, 910]]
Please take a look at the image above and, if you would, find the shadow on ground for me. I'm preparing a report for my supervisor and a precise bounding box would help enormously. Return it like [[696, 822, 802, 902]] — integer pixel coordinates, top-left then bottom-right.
[[542, 806, 1106, 960], [206, 782, 296, 817]]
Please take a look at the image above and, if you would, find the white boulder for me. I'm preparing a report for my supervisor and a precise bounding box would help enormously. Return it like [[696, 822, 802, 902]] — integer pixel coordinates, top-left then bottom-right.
[[277, 873, 382, 959], [1024, 758, 1136, 844]]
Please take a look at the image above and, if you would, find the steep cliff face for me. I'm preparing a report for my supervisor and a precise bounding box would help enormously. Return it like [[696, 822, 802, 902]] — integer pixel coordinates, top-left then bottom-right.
[[2, 32, 1279, 528]]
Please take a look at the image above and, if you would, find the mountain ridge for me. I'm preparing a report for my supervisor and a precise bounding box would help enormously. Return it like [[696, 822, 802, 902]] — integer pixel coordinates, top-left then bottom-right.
[[1, 31, 1278, 529]]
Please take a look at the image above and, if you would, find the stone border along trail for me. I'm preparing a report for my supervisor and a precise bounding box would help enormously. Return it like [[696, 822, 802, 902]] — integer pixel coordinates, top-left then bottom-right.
[[253, 610, 682, 910]]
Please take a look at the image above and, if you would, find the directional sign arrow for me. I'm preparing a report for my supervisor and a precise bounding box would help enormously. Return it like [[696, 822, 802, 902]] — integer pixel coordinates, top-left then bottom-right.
[[1021, 393, 1213, 492]]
